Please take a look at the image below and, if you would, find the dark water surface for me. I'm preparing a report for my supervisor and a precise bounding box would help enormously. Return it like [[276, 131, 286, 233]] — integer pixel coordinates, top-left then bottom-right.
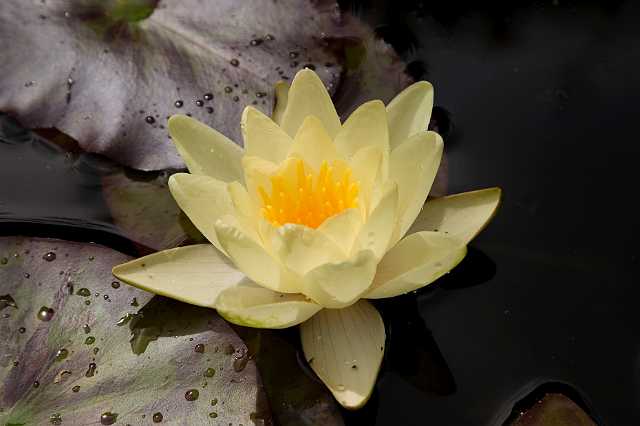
[[2, 1, 639, 425]]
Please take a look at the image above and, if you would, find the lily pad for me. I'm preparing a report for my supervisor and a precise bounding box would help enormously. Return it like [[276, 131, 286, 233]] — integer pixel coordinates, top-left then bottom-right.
[[0, 236, 269, 425], [509, 393, 597, 426], [0, 0, 367, 171]]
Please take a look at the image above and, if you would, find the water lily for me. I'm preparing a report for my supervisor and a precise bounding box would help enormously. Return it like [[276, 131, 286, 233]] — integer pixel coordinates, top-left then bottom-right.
[[112, 69, 501, 409]]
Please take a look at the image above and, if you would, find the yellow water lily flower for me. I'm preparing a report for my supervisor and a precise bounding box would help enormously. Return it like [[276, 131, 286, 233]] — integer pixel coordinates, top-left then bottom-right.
[[112, 69, 501, 409]]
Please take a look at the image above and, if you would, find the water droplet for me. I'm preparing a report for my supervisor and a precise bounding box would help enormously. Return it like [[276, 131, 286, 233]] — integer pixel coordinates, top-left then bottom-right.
[[100, 412, 117, 425], [111, 281, 120, 289], [249, 38, 263, 46], [84, 300, 91, 306], [206, 106, 214, 114], [264, 34, 275, 41], [85, 336, 95, 345], [185, 389, 199, 401], [131, 297, 139, 307], [288, 51, 299, 59], [336, 384, 345, 391], [211, 398, 218, 406], [152, 412, 163, 423], [224, 86, 233, 94], [303, 64, 316, 70], [145, 116, 155, 124], [49, 413, 63, 425], [203, 93, 213, 101], [195, 99, 204, 107], [208, 412, 218, 419], [116, 313, 133, 326], [24, 272, 30, 278], [174, 100, 184, 108], [85, 362, 97, 377], [194, 343, 205, 353], [72, 385, 80, 392], [232, 96, 239, 102], [43, 252, 56, 261], [37, 306, 55, 321], [256, 91, 267, 98], [83, 324, 91, 334], [0, 295, 17, 310], [18, 327, 26, 333], [0, 257, 7, 265], [230, 58, 239, 67], [77, 288, 91, 297], [33, 380, 40, 388], [93, 347, 100, 355], [233, 349, 249, 372], [204, 368, 216, 377], [54, 348, 68, 361]]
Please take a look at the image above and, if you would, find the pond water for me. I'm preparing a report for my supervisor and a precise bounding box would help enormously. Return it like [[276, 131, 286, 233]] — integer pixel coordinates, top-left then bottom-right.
[[1, 0, 639, 425]]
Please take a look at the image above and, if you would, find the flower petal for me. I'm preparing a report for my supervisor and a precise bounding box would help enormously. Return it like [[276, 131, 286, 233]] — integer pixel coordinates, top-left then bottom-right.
[[268, 223, 345, 277], [168, 115, 243, 182], [316, 208, 363, 255], [302, 250, 377, 309], [386, 81, 434, 150], [112, 245, 243, 308], [215, 281, 321, 329], [242, 155, 279, 209], [215, 216, 299, 293], [349, 145, 384, 211], [168, 173, 234, 254], [300, 300, 385, 409], [389, 131, 443, 244], [355, 182, 398, 260], [280, 69, 341, 139], [241, 106, 293, 164], [334, 100, 389, 169], [366, 231, 466, 299], [288, 116, 339, 171], [272, 81, 290, 126], [407, 188, 502, 245]]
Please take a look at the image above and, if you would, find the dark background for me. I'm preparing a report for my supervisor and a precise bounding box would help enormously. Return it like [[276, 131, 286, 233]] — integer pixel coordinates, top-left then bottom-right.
[[1, 1, 639, 425]]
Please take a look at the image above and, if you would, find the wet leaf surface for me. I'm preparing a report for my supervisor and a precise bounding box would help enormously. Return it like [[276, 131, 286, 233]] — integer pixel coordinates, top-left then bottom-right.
[[509, 393, 597, 426], [0, 236, 270, 425], [0, 0, 396, 171]]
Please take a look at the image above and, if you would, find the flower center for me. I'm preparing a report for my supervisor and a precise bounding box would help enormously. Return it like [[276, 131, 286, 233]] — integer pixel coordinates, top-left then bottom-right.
[[259, 159, 359, 228]]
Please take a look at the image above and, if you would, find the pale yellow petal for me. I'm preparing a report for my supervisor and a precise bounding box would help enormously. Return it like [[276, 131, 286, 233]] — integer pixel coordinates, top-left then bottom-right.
[[242, 155, 279, 209], [112, 245, 243, 308], [386, 81, 434, 150], [316, 208, 363, 255], [288, 116, 339, 171], [355, 182, 398, 260], [168, 115, 243, 182], [272, 81, 290, 126], [389, 131, 443, 245], [407, 188, 502, 245], [215, 281, 321, 329], [280, 69, 341, 139], [215, 216, 299, 293], [302, 250, 377, 309], [349, 145, 383, 211], [334, 100, 389, 168], [241, 106, 293, 163], [269, 223, 345, 277], [300, 300, 385, 409], [168, 173, 234, 254], [366, 231, 466, 299]]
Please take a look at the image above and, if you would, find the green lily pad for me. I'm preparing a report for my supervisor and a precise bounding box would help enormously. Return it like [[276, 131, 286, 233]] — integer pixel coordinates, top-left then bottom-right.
[[0, 236, 270, 425], [0, 0, 369, 171]]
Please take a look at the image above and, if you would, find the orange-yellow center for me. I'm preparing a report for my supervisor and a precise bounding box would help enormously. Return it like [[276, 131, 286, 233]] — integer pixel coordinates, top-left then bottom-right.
[[259, 159, 359, 228]]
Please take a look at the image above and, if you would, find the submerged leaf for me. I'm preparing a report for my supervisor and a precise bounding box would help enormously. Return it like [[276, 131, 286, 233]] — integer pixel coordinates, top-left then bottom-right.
[[0, 0, 347, 170], [0, 237, 270, 425]]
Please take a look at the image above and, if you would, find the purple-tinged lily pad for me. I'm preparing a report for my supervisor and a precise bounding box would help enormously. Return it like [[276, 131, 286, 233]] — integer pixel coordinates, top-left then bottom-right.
[[0, 236, 269, 425], [0, 0, 363, 171]]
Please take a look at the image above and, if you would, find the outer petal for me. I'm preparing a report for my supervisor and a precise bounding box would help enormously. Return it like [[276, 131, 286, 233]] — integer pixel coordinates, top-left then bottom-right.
[[168, 173, 234, 254], [288, 116, 339, 171], [302, 250, 377, 309], [272, 81, 290, 126], [389, 131, 443, 244], [366, 231, 466, 299], [215, 281, 321, 329], [386, 81, 434, 150], [349, 145, 383, 211], [242, 155, 279, 208], [300, 300, 385, 409], [316, 208, 363, 255], [241, 106, 293, 164], [280, 69, 341, 139], [215, 216, 299, 293], [334, 100, 389, 167], [355, 182, 398, 260], [407, 188, 502, 245], [168, 115, 243, 182], [112, 245, 243, 308]]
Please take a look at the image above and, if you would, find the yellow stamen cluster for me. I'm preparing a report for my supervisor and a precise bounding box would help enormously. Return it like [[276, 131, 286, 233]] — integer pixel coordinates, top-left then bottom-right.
[[259, 159, 359, 228]]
